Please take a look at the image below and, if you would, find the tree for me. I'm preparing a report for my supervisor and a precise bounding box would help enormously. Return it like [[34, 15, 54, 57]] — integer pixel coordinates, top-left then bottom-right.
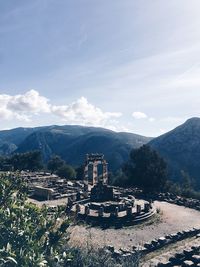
[[57, 164, 76, 179], [123, 145, 167, 192], [8, 151, 43, 171], [0, 173, 70, 266], [47, 155, 65, 174], [24, 151, 43, 171], [181, 170, 193, 191], [75, 165, 84, 180]]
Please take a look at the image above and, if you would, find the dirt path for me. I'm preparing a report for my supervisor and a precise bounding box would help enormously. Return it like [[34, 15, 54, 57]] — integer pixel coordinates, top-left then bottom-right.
[[69, 201, 200, 250]]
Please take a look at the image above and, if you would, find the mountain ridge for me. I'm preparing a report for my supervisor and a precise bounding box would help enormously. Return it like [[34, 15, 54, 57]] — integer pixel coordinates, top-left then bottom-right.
[[2, 118, 200, 185], [149, 117, 200, 187], [0, 125, 152, 171]]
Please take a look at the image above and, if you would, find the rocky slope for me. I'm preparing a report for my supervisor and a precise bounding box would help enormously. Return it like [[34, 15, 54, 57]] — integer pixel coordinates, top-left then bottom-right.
[[149, 117, 200, 186]]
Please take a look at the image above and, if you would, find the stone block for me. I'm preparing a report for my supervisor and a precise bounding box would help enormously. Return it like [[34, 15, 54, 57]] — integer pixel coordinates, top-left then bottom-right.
[[136, 246, 147, 254], [169, 256, 179, 264], [191, 255, 200, 263], [98, 206, 104, 217], [75, 204, 80, 213], [170, 233, 179, 241], [126, 206, 132, 217], [113, 249, 122, 258], [165, 234, 172, 239], [144, 203, 150, 212], [120, 247, 131, 254], [132, 245, 137, 250], [193, 227, 200, 234], [175, 252, 185, 259], [157, 261, 172, 267], [85, 205, 90, 215], [183, 229, 191, 237], [191, 244, 200, 251], [158, 237, 167, 245], [105, 245, 114, 253], [136, 204, 141, 214], [121, 253, 132, 259], [151, 239, 160, 249], [182, 260, 195, 267], [183, 248, 194, 257], [114, 207, 119, 217], [144, 242, 154, 250]]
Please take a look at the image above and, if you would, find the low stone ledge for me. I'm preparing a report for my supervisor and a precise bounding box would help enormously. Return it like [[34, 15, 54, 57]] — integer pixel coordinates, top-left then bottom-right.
[[182, 260, 195, 267], [191, 254, 200, 264], [183, 248, 194, 257], [113, 249, 123, 258], [107, 227, 200, 263], [157, 261, 172, 267]]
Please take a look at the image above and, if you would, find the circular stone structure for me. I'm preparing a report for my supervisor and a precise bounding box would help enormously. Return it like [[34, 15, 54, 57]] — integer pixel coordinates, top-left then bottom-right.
[[71, 182, 156, 227], [71, 154, 156, 227], [73, 198, 155, 227]]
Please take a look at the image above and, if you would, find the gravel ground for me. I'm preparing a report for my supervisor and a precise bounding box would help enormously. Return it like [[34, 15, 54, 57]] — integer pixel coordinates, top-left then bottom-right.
[[69, 201, 200, 250]]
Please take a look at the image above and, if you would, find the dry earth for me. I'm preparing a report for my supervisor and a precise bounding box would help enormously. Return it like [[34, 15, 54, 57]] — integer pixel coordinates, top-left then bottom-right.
[[69, 201, 200, 250]]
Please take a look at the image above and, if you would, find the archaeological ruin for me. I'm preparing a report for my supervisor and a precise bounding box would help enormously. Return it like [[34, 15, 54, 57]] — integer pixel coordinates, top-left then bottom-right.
[[70, 153, 156, 226], [25, 153, 155, 226]]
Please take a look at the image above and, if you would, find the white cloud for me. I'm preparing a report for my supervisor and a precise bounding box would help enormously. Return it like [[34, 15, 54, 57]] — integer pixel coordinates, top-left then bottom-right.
[[0, 90, 122, 129], [0, 90, 50, 121], [7, 89, 50, 113], [132, 111, 155, 124], [51, 96, 122, 127], [132, 111, 147, 119]]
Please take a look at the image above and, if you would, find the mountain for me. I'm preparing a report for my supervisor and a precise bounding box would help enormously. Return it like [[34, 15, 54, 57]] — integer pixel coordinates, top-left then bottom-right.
[[0, 128, 36, 155], [0, 125, 152, 171], [149, 117, 200, 187], [2, 118, 200, 182]]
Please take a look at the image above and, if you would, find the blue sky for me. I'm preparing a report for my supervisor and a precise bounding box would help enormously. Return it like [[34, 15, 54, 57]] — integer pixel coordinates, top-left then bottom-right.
[[1, 0, 200, 136]]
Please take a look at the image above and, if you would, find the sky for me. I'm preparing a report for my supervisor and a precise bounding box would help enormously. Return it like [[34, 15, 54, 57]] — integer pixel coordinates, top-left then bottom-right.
[[1, 0, 200, 136]]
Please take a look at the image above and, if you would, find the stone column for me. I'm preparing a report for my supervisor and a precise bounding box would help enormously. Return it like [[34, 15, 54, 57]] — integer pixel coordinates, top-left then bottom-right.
[[144, 203, 150, 212], [85, 205, 90, 216], [98, 206, 104, 217], [149, 199, 153, 209], [114, 207, 119, 217], [93, 162, 98, 185], [75, 204, 80, 214], [84, 164, 89, 187], [82, 205, 86, 215], [103, 162, 108, 184], [126, 206, 132, 217], [136, 204, 141, 214]]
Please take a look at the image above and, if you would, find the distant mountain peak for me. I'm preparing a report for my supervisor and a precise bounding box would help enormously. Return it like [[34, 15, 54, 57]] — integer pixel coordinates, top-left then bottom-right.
[[184, 117, 200, 126], [149, 116, 200, 188]]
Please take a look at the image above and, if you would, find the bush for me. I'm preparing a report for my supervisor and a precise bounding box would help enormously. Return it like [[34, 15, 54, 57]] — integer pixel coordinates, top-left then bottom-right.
[[0, 173, 70, 266], [65, 247, 140, 267], [57, 164, 76, 179]]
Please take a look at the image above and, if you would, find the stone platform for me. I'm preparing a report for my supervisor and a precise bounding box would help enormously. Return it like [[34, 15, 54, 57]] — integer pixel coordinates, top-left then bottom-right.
[[72, 198, 156, 227]]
